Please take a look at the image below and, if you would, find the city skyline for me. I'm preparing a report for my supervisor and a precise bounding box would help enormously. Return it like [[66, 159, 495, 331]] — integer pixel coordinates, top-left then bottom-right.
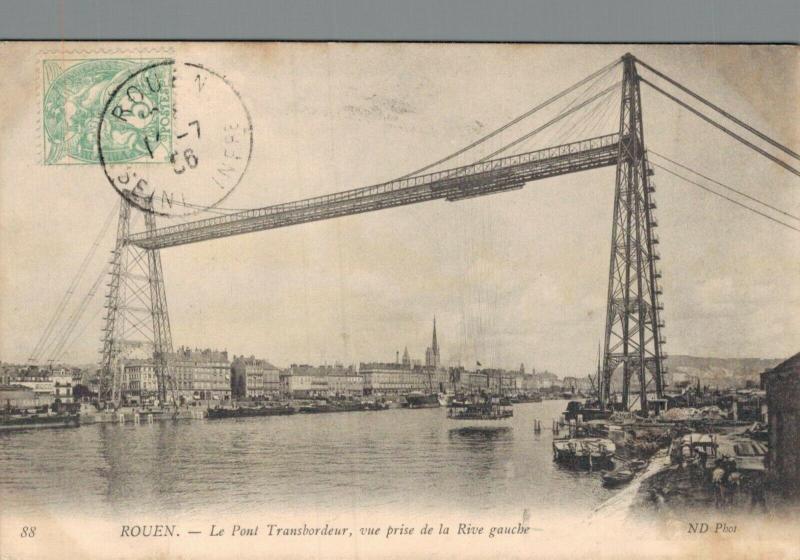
[[4, 315, 565, 376]]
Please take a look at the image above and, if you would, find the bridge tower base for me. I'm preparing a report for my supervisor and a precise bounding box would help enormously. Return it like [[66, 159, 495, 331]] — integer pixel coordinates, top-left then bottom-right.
[[99, 195, 174, 405]]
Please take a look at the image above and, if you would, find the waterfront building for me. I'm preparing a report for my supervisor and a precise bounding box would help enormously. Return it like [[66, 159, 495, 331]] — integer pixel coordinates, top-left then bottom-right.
[[325, 365, 363, 397], [0, 385, 40, 408], [360, 362, 439, 395], [446, 367, 466, 392], [121, 359, 157, 401], [11, 375, 54, 402], [532, 370, 559, 389], [2, 367, 80, 405], [51, 372, 74, 404], [763, 352, 800, 498], [465, 369, 516, 393], [562, 376, 593, 394], [0, 364, 15, 385], [516, 372, 537, 392], [120, 348, 232, 402], [169, 347, 231, 401], [281, 364, 333, 398], [280, 364, 362, 398], [70, 367, 84, 385], [231, 355, 281, 399], [428, 366, 450, 393]]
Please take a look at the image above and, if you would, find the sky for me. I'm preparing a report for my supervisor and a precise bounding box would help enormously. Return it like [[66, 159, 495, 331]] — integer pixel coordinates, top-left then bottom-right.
[[0, 43, 798, 376]]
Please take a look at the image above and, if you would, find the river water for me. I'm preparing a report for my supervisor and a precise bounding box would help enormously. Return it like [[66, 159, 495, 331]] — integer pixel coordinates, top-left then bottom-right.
[[0, 400, 619, 518]]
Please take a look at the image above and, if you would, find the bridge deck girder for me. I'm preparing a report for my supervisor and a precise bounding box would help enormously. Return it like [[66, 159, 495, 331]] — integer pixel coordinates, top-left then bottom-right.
[[129, 133, 621, 250]]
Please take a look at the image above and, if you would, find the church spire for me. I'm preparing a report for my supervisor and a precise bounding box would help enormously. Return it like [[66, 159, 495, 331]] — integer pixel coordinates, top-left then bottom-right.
[[432, 315, 439, 355], [426, 316, 440, 369]]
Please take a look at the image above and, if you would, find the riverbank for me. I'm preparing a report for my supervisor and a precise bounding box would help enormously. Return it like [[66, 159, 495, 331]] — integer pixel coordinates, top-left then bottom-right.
[[588, 449, 671, 525], [623, 425, 783, 522], [586, 419, 777, 526]]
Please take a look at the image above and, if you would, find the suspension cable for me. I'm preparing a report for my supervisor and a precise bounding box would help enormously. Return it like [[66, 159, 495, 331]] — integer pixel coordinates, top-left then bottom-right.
[[479, 80, 622, 162], [52, 304, 105, 364], [652, 161, 800, 234], [45, 262, 112, 364], [649, 150, 800, 222], [486, 70, 613, 160], [397, 57, 623, 178], [636, 58, 799, 161], [640, 77, 800, 178], [549, 80, 618, 149], [28, 204, 117, 363]]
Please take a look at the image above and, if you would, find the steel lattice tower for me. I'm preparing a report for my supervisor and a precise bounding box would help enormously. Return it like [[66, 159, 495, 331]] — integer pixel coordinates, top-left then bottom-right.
[[99, 192, 174, 405], [600, 55, 666, 413]]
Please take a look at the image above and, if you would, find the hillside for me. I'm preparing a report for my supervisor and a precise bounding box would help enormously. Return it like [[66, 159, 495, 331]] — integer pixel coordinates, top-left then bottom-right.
[[666, 355, 783, 389]]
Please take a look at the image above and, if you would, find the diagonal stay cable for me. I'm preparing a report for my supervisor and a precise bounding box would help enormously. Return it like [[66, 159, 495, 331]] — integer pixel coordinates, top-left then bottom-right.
[[649, 150, 800, 222], [495, 69, 615, 159], [550, 80, 618, 149], [45, 261, 112, 363], [53, 304, 106, 365], [30, 203, 117, 362], [636, 57, 799, 161], [479, 80, 622, 162], [651, 161, 800, 234], [640, 77, 800, 178], [397, 57, 623, 178]]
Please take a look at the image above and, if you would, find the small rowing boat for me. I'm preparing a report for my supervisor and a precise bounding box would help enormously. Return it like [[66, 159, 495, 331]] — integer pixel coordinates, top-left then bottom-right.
[[601, 469, 634, 487]]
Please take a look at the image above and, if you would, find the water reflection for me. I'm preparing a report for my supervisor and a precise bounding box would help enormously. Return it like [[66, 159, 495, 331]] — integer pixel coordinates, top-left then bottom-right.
[[447, 426, 512, 441], [446, 426, 513, 480]]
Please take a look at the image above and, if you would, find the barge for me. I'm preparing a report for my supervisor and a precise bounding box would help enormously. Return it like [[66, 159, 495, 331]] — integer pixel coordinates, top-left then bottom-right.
[[207, 404, 295, 419], [0, 412, 80, 431], [447, 394, 513, 428], [552, 437, 616, 469]]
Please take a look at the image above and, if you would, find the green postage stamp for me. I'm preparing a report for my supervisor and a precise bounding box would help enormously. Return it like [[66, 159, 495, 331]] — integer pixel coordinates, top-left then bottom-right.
[[42, 58, 173, 165]]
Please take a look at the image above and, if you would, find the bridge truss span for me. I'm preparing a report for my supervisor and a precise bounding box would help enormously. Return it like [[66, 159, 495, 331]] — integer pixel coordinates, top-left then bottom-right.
[[129, 133, 621, 250]]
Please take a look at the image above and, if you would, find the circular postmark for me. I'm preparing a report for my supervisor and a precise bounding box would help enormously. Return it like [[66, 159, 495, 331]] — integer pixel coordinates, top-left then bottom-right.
[[97, 60, 253, 216]]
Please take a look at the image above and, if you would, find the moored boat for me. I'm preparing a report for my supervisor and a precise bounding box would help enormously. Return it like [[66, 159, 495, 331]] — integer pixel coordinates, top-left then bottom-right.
[[403, 391, 440, 409], [207, 404, 295, 419], [627, 459, 648, 472], [552, 437, 616, 469], [510, 393, 543, 403], [0, 412, 80, 431], [446, 394, 513, 427], [298, 400, 335, 414], [601, 468, 634, 487], [563, 400, 611, 423], [361, 398, 390, 411]]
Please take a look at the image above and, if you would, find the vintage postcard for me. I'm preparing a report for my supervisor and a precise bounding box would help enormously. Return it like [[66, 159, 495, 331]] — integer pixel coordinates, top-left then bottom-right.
[[0, 42, 798, 559]]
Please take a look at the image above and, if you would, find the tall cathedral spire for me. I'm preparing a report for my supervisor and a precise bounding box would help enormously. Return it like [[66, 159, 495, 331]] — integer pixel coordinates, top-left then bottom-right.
[[426, 316, 440, 369], [432, 316, 439, 356]]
